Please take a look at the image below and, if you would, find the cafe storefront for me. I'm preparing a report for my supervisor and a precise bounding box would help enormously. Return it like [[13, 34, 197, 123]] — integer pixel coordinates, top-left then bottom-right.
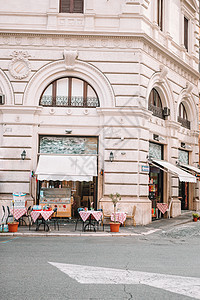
[[35, 135, 98, 218], [148, 142, 197, 219]]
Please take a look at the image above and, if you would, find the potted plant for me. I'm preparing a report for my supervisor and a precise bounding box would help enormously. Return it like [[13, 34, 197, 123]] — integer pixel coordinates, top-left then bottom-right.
[[192, 213, 199, 222], [109, 193, 121, 232], [7, 199, 19, 232]]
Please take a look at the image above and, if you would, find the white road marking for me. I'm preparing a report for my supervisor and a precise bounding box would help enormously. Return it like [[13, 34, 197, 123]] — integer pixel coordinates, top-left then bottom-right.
[[49, 262, 200, 299]]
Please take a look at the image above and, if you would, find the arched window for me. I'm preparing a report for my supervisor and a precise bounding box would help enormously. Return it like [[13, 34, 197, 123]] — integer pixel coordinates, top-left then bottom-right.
[[148, 88, 164, 119], [40, 77, 99, 108], [178, 102, 190, 129]]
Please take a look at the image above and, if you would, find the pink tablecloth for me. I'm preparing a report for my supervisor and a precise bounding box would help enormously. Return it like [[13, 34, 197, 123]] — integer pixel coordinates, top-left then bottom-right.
[[31, 210, 54, 223], [11, 208, 27, 220], [111, 212, 126, 224], [157, 203, 168, 214], [79, 211, 102, 222]]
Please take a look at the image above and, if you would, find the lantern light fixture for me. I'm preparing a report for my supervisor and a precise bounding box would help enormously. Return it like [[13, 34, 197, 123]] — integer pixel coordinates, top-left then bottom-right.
[[21, 150, 26, 160], [109, 151, 114, 162]]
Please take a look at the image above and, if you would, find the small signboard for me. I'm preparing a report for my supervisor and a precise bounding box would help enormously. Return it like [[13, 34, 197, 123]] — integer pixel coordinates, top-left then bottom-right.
[[141, 165, 150, 173], [13, 193, 26, 208]]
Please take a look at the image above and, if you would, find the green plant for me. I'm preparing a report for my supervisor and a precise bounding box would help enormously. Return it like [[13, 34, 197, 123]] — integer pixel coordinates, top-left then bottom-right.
[[192, 213, 199, 218], [109, 193, 121, 223]]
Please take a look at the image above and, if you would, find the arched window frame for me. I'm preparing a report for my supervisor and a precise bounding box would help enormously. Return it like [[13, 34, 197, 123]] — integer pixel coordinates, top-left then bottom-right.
[[178, 102, 190, 129], [39, 76, 99, 108], [148, 88, 164, 119]]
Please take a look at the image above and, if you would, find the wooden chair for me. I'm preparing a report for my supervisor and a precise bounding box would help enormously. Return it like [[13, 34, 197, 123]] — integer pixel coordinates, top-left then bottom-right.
[[166, 198, 173, 219], [101, 208, 111, 225], [125, 205, 136, 226]]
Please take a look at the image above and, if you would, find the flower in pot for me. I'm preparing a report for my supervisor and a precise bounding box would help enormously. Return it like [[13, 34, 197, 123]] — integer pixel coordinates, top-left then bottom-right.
[[109, 193, 121, 232], [7, 199, 19, 232], [192, 213, 199, 222]]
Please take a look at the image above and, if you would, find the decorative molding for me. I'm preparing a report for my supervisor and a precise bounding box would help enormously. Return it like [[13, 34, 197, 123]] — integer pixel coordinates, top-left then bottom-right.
[[8, 51, 31, 80], [0, 32, 198, 83], [63, 50, 78, 70], [158, 65, 168, 83]]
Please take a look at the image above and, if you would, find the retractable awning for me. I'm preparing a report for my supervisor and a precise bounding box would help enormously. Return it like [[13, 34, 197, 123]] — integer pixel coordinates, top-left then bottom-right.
[[35, 155, 97, 181], [178, 163, 200, 175], [151, 159, 196, 183]]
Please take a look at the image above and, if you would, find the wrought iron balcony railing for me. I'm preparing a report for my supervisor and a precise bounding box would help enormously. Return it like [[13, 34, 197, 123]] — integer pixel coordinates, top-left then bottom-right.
[[148, 104, 164, 119], [178, 116, 190, 129], [40, 96, 99, 108]]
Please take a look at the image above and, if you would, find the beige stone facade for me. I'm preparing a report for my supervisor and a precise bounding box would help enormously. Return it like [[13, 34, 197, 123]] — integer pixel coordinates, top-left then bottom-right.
[[0, 0, 199, 224]]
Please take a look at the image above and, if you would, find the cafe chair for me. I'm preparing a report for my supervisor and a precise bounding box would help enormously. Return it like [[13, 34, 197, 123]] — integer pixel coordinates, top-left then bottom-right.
[[27, 206, 33, 230], [18, 206, 31, 226], [96, 209, 104, 231], [125, 205, 136, 227], [75, 207, 84, 231], [101, 208, 111, 225], [47, 207, 59, 230], [166, 198, 173, 219], [1, 205, 6, 224], [6, 206, 14, 224]]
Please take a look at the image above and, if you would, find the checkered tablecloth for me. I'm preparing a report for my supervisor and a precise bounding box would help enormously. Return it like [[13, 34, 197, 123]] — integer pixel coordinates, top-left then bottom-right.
[[111, 212, 126, 224], [31, 210, 54, 223], [11, 208, 27, 220], [79, 211, 102, 222], [157, 203, 168, 214]]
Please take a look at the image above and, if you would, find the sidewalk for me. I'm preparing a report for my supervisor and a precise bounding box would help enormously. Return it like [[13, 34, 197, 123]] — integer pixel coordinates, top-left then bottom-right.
[[0, 211, 196, 237]]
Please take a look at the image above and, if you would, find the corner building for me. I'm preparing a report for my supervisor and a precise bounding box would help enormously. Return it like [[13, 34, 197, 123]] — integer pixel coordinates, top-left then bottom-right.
[[0, 0, 199, 225]]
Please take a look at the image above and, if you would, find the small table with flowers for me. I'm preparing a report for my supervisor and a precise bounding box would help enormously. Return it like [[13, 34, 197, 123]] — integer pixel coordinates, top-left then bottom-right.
[[79, 210, 103, 232], [31, 209, 54, 231]]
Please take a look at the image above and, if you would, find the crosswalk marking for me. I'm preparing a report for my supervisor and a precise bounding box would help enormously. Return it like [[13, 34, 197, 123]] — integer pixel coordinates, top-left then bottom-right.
[[49, 262, 200, 299]]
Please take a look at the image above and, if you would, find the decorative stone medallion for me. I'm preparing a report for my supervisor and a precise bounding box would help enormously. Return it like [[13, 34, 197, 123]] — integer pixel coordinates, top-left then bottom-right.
[[9, 51, 31, 79]]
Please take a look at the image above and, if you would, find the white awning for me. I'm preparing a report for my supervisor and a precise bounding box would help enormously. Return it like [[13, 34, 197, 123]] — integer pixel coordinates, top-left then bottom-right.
[[152, 159, 196, 183], [179, 163, 200, 175], [35, 155, 97, 181]]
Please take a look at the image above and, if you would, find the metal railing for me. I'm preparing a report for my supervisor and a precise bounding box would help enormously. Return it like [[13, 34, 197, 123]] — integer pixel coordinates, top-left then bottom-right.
[[178, 116, 190, 129], [40, 96, 99, 108]]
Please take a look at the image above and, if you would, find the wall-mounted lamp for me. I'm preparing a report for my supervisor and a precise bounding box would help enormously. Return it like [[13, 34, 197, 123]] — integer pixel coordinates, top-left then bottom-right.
[[65, 129, 72, 134], [153, 134, 159, 141], [21, 150, 26, 160], [109, 151, 114, 162], [181, 142, 186, 148]]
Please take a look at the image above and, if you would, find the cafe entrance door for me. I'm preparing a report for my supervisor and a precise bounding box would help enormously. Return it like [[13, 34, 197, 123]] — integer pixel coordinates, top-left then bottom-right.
[[179, 182, 189, 210]]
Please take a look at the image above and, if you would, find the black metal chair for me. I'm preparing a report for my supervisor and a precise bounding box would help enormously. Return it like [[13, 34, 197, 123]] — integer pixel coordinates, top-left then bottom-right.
[[96, 209, 104, 231], [75, 208, 84, 231], [18, 206, 31, 226], [47, 208, 59, 230], [6, 206, 14, 224], [1, 205, 6, 224]]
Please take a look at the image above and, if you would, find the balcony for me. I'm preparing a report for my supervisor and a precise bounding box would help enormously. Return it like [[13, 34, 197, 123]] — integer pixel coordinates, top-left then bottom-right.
[[178, 116, 190, 129], [40, 96, 99, 108], [148, 104, 164, 119]]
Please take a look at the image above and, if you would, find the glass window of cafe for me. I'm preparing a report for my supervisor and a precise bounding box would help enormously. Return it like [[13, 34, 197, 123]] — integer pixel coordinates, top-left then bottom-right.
[[149, 142, 163, 218], [37, 136, 98, 218]]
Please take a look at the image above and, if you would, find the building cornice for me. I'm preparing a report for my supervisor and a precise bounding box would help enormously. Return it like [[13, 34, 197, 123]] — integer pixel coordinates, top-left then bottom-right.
[[0, 31, 199, 82]]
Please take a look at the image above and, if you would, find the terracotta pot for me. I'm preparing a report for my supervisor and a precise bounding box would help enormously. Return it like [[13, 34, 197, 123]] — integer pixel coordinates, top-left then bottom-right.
[[193, 217, 198, 222], [8, 222, 19, 232], [110, 222, 120, 232]]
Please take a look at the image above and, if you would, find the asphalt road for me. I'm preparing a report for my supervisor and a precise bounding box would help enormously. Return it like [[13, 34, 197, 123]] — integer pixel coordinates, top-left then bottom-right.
[[1, 223, 200, 300]]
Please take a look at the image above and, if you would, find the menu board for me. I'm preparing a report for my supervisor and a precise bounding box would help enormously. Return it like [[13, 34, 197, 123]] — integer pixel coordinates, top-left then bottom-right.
[[40, 188, 72, 217]]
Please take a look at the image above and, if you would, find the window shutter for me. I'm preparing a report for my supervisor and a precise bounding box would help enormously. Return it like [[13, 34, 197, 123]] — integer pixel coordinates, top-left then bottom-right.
[[73, 0, 84, 13], [60, 0, 70, 13]]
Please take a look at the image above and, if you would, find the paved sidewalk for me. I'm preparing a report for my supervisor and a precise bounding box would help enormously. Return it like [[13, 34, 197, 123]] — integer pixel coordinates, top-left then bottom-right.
[[0, 210, 197, 237]]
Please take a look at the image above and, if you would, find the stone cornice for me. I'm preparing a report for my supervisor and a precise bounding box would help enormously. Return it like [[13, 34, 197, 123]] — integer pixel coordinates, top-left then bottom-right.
[[0, 32, 199, 82]]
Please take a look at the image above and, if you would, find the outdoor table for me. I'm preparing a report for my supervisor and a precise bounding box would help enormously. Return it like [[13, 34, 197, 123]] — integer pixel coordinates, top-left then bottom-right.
[[31, 210, 54, 231], [11, 208, 27, 221], [79, 210, 102, 232], [111, 212, 127, 224], [156, 203, 168, 218]]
